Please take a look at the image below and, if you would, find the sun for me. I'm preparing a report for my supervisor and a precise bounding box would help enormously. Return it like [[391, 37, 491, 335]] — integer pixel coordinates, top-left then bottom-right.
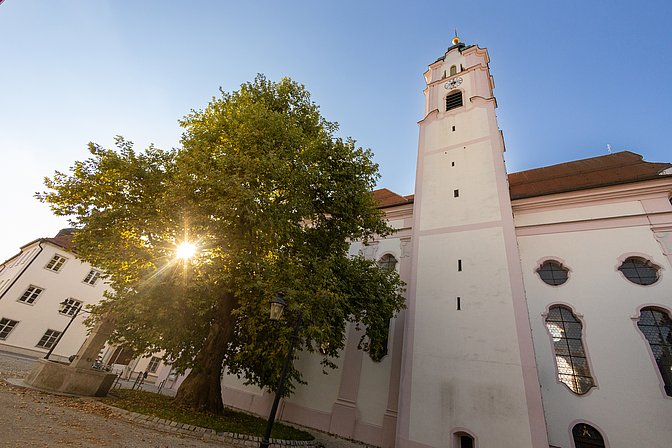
[[176, 242, 197, 260]]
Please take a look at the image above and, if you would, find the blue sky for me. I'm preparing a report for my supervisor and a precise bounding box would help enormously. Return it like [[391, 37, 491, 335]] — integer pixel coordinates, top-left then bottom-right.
[[1, 1, 671, 259]]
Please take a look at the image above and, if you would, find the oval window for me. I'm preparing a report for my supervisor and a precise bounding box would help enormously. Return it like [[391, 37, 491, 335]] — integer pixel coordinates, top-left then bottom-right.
[[536, 260, 569, 286], [618, 257, 659, 285]]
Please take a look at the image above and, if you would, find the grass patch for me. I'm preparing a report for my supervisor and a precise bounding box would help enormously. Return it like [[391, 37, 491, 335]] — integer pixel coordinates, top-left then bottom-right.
[[103, 389, 314, 441]]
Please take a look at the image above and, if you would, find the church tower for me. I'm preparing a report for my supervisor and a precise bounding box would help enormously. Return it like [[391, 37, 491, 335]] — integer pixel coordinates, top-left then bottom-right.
[[397, 39, 549, 447]]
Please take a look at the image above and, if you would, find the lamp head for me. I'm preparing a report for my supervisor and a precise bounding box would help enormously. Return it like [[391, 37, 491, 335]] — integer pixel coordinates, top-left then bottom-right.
[[269, 293, 286, 321]]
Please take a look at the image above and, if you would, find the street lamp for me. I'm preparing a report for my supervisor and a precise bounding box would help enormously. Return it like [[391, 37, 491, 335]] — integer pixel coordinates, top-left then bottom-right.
[[44, 300, 86, 361], [260, 293, 303, 448]]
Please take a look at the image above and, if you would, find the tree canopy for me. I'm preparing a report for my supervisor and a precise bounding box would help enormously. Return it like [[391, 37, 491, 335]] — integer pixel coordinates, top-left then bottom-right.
[[38, 75, 405, 412]]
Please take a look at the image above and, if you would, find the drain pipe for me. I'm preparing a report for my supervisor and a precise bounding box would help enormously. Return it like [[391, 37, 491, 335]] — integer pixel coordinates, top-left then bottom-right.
[[0, 240, 45, 301]]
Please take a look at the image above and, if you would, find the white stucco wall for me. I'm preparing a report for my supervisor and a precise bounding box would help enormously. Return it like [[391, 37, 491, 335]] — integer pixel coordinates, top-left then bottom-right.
[[518, 209, 672, 447], [0, 241, 109, 361]]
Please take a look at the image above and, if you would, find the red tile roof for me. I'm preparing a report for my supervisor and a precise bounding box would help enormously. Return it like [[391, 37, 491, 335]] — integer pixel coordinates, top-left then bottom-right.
[[508, 151, 671, 199], [372, 188, 414, 208]]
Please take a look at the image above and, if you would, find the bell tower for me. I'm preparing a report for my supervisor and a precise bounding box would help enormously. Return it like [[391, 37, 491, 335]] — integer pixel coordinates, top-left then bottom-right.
[[397, 38, 548, 447]]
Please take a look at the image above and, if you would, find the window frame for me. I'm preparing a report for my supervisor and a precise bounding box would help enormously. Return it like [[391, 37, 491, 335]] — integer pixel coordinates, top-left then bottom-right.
[[634, 305, 672, 397], [147, 356, 161, 374], [536, 259, 570, 286], [617, 256, 661, 286], [0, 317, 19, 340], [543, 304, 597, 395], [59, 298, 83, 317], [83, 269, 101, 286], [569, 421, 608, 448], [18, 285, 44, 305], [36, 329, 62, 349], [45, 254, 67, 272]]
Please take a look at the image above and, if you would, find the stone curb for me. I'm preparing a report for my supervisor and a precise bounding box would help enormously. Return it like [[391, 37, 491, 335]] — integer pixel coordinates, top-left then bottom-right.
[[97, 402, 322, 448]]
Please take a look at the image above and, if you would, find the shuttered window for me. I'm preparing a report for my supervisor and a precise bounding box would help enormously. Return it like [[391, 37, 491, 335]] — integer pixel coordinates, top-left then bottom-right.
[[445, 91, 463, 111]]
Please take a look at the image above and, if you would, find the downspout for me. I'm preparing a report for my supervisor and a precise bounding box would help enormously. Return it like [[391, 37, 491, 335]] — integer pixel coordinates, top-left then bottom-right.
[[0, 240, 45, 301]]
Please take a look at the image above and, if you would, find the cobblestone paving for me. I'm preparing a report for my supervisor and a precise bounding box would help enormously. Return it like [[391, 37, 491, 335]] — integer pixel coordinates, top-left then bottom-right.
[[0, 352, 234, 448], [0, 352, 370, 448]]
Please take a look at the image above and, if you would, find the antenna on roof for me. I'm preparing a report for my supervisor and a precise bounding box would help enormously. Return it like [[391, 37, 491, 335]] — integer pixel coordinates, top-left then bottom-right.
[[607, 144, 612, 154]]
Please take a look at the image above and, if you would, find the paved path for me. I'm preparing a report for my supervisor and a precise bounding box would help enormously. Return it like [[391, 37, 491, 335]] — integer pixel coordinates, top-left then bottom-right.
[[0, 352, 369, 448], [0, 352, 233, 448]]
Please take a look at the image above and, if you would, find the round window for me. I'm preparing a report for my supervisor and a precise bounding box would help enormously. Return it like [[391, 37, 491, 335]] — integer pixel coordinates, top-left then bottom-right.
[[618, 257, 659, 285], [536, 260, 569, 286]]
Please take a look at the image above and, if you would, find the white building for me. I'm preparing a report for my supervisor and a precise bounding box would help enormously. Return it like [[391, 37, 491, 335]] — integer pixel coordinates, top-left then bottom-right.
[[0, 229, 109, 362], [217, 39, 672, 448]]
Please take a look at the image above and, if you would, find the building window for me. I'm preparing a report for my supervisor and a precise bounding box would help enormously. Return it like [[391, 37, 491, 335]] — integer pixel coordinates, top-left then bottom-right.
[[45, 254, 67, 272], [59, 298, 83, 317], [637, 307, 672, 396], [0, 318, 19, 340], [18, 285, 44, 305], [572, 423, 605, 448], [536, 260, 569, 286], [545, 305, 594, 394], [446, 91, 463, 111], [83, 269, 101, 286], [377, 254, 398, 272], [147, 356, 161, 374], [36, 329, 62, 349], [368, 254, 399, 362], [618, 257, 660, 285], [449, 65, 458, 76]]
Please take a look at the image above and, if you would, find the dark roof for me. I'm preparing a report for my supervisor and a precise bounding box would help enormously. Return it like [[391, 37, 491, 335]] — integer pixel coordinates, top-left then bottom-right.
[[508, 151, 671, 200], [44, 228, 77, 251]]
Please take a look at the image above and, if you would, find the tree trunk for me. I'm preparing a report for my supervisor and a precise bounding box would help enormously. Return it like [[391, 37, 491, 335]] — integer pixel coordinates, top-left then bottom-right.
[[173, 292, 238, 413]]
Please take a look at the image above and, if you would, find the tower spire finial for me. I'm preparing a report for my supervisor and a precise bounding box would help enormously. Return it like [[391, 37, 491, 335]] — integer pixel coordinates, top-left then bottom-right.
[[452, 29, 460, 46]]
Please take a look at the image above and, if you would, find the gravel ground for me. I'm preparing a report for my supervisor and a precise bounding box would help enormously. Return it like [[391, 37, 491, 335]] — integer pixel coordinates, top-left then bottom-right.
[[0, 352, 233, 448], [0, 352, 369, 448]]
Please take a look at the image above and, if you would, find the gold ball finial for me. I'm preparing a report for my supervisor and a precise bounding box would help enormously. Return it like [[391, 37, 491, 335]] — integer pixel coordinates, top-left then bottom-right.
[[452, 36, 460, 46]]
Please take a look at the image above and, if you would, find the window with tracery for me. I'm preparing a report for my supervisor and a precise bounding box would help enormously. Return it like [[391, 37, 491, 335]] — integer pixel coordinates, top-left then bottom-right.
[[367, 254, 398, 361], [545, 305, 594, 394], [637, 307, 672, 396]]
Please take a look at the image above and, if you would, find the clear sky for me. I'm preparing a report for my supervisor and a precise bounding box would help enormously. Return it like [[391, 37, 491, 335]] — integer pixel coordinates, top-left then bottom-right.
[[1, 1, 671, 260]]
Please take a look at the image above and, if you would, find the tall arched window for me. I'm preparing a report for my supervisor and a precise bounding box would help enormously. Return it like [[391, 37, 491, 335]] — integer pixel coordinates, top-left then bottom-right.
[[367, 254, 398, 361], [572, 423, 605, 448], [637, 307, 672, 396], [545, 305, 595, 394], [445, 91, 463, 111]]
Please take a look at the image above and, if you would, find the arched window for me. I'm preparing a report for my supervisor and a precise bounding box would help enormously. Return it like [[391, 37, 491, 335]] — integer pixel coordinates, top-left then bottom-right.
[[367, 254, 398, 361], [545, 305, 594, 394], [572, 423, 605, 448], [455, 432, 474, 448], [445, 91, 463, 111], [449, 65, 458, 76], [536, 260, 569, 285], [637, 307, 672, 396], [618, 257, 660, 285]]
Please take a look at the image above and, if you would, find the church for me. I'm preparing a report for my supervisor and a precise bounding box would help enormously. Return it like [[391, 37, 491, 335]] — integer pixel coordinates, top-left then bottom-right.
[[0, 38, 670, 448], [215, 38, 672, 448]]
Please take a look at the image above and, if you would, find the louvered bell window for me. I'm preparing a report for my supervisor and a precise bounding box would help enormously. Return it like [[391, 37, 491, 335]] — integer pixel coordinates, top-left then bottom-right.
[[445, 91, 463, 111]]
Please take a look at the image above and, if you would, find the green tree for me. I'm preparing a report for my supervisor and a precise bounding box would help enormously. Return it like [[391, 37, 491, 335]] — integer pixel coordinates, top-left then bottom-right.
[[38, 75, 405, 413]]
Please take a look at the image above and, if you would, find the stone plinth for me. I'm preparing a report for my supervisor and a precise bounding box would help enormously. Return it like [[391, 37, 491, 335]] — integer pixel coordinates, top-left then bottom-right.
[[24, 359, 117, 397]]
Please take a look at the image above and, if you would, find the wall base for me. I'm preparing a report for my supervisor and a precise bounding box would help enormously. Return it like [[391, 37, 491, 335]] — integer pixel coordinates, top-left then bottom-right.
[[24, 359, 117, 397]]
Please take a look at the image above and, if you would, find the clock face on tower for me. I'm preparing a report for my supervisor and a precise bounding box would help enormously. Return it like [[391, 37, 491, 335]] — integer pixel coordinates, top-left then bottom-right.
[[444, 77, 463, 89]]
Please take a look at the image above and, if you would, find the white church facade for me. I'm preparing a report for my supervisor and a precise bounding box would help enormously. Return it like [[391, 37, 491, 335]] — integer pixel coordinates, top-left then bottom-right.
[[216, 40, 672, 448], [0, 39, 670, 448]]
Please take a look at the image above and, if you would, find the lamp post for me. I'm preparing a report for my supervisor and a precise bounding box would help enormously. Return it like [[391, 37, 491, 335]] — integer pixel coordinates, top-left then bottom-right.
[[44, 300, 85, 361], [260, 293, 303, 448]]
